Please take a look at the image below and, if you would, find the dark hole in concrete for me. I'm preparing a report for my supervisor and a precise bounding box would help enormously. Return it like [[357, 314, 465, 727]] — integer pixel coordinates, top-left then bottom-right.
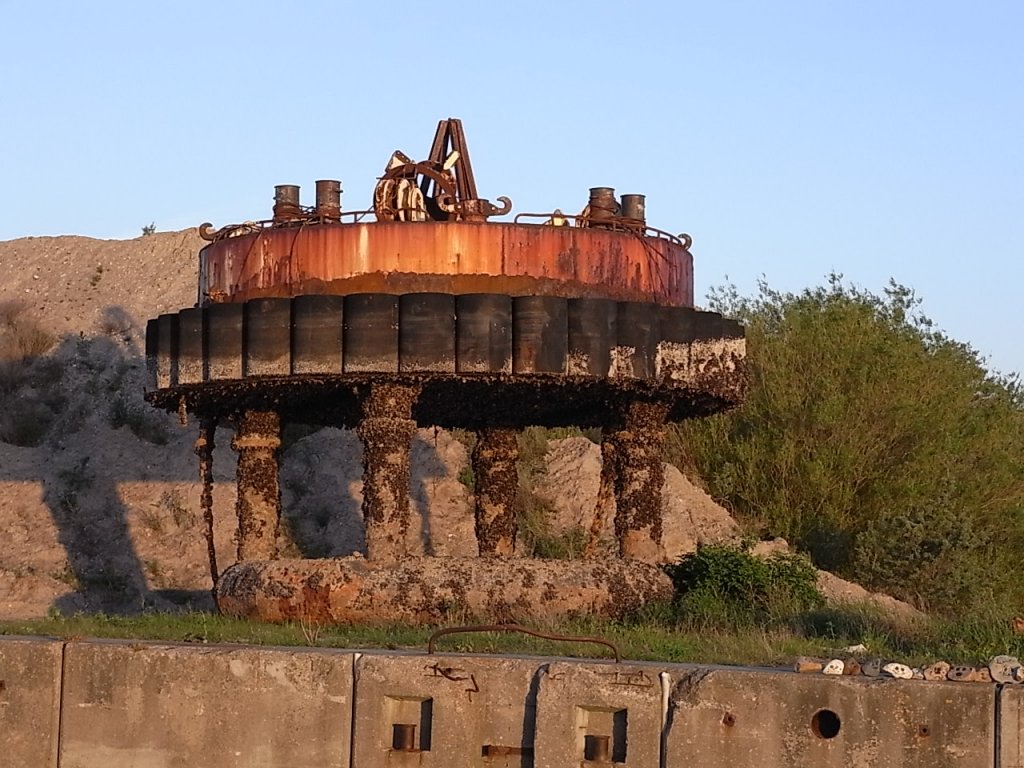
[[611, 709, 628, 762], [811, 709, 841, 739], [722, 711, 736, 727], [418, 698, 433, 751], [918, 724, 931, 738]]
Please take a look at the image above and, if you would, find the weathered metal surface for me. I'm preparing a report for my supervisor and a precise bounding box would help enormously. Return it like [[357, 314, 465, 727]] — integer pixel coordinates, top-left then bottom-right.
[[215, 556, 674, 624], [145, 367, 746, 432], [621, 193, 646, 223], [428, 624, 621, 662], [198, 222, 693, 307], [391, 723, 417, 752], [588, 186, 620, 223], [145, 295, 747, 426], [273, 184, 302, 224], [314, 179, 341, 221]]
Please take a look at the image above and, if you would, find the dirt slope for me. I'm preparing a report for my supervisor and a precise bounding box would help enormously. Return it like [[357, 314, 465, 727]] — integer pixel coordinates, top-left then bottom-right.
[[0, 229, 202, 346]]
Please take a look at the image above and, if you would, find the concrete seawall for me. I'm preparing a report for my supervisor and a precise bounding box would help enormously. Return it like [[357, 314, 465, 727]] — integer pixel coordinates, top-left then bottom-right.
[[0, 635, 1017, 767]]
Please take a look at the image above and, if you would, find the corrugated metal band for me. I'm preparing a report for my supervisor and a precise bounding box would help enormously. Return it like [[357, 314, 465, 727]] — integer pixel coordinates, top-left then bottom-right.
[[145, 293, 743, 388]]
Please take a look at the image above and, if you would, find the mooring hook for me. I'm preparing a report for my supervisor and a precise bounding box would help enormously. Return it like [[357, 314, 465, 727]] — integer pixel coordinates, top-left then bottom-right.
[[489, 196, 512, 216]]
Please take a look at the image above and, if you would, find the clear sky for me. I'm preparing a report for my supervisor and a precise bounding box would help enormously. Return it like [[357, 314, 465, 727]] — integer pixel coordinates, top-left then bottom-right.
[[2, 1, 1021, 375]]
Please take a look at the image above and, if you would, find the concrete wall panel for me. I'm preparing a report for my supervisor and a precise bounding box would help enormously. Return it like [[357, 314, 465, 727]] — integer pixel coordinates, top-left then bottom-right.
[[59, 640, 353, 768], [534, 661, 665, 768], [1002, 684, 1024, 768], [352, 653, 541, 768], [0, 636, 1018, 767], [667, 667, 994, 768], [0, 636, 63, 768]]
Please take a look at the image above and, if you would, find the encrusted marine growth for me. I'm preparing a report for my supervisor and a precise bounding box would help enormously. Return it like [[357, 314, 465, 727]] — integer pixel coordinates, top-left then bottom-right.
[[145, 118, 747, 624]]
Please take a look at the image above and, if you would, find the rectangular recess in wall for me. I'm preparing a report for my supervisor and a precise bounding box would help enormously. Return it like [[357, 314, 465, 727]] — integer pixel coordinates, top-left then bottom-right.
[[576, 705, 627, 763], [385, 695, 433, 752]]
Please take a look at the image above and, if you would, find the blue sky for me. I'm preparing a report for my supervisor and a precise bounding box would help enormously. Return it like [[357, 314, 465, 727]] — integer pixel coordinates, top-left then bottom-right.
[[2, 1, 1021, 375]]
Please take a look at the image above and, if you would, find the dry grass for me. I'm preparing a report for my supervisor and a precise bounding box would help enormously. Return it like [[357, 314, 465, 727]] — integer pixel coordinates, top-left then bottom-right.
[[0, 300, 55, 361], [0, 302, 59, 445]]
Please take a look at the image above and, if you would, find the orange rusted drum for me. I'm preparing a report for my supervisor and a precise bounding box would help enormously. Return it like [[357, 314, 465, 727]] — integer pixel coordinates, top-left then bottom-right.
[[198, 222, 694, 307]]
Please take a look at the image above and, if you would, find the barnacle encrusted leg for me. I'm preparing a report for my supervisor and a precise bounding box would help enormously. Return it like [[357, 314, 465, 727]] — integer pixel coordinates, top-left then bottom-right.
[[357, 383, 419, 563], [472, 428, 520, 556], [613, 401, 670, 561], [232, 410, 281, 562]]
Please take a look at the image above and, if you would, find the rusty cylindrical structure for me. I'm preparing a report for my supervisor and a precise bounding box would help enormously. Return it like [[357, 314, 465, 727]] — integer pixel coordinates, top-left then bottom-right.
[[314, 179, 341, 221], [145, 118, 747, 626]]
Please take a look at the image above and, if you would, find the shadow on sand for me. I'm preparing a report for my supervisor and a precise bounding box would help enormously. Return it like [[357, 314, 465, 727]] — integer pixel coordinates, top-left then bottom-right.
[[0, 305, 449, 616]]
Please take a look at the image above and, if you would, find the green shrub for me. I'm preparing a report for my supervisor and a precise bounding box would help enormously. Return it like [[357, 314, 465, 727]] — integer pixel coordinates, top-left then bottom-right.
[[457, 465, 475, 491], [675, 276, 1024, 612], [667, 543, 823, 628]]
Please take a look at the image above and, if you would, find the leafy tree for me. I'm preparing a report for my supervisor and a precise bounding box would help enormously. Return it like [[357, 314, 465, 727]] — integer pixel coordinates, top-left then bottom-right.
[[673, 275, 1024, 611]]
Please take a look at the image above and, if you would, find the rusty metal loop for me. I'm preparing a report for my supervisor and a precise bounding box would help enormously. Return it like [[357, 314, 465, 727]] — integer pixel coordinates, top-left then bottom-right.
[[376, 162, 457, 222], [427, 623, 621, 663], [380, 161, 457, 198]]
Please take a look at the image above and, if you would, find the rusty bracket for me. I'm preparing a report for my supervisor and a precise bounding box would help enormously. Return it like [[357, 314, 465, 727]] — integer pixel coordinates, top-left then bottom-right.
[[427, 623, 621, 663], [437, 195, 513, 221]]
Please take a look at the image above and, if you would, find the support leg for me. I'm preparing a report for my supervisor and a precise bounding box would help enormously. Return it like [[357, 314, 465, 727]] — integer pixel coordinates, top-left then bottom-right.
[[472, 428, 519, 556], [194, 417, 219, 598], [612, 401, 669, 561], [585, 431, 617, 558], [357, 383, 418, 563], [231, 410, 281, 562]]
